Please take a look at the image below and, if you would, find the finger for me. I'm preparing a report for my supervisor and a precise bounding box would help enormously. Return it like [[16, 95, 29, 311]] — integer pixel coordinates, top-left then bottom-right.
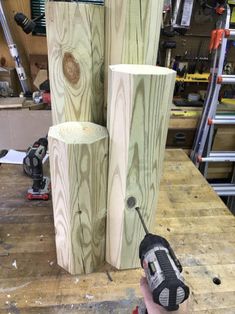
[[140, 277, 153, 301], [140, 276, 147, 287]]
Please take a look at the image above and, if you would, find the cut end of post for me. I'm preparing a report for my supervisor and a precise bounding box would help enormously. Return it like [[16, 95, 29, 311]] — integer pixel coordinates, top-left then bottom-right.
[[48, 122, 108, 144], [109, 64, 176, 76]]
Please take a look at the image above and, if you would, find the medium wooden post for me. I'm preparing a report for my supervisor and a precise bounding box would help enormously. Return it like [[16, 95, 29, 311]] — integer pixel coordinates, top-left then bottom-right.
[[46, 2, 104, 125], [106, 64, 176, 269], [104, 0, 164, 117], [48, 122, 108, 274]]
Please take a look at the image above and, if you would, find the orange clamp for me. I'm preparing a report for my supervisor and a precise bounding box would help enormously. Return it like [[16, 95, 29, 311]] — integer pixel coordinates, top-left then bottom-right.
[[215, 6, 225, 15], [209, 30, 217, 52], [214, 29, 225, 50], [209, 29, 226, 51]]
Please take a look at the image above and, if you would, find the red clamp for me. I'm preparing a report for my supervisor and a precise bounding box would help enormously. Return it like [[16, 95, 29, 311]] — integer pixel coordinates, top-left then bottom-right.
[[132, 306, 139, 314], [209, 29, 225, 52], [217, 76, 223, 84], [42, 92, 51, 104]]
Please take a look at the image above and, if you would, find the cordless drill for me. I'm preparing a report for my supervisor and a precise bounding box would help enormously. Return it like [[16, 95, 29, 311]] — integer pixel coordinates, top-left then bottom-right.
[[135, 206, 190, 312], [23, 137, 50, 200]]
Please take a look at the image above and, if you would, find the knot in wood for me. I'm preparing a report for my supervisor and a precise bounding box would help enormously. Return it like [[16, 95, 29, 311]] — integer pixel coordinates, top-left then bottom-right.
[[62, 52, 80, 85]]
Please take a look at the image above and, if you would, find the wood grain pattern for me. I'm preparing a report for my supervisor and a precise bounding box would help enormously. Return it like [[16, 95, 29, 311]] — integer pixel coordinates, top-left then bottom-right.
[[105, 0, 163, 65], [104, 0, 164, 117], [1, 150, 235, 313], [48, 122, 108, 274], [106, 65, 176, 269], [46, 2, 104, 125]]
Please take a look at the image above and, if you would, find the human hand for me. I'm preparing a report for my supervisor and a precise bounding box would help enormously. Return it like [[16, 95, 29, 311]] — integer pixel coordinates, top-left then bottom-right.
[[140, 277, 189, 314]]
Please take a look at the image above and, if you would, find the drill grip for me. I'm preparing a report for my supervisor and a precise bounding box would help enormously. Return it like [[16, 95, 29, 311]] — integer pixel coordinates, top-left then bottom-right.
[[152, 250, 189, 311], [140, 234, 189, 311]]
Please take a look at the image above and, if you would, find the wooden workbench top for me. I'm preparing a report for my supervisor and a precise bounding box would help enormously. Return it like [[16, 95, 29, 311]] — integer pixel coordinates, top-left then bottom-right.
[[0, 149, 235, 313]]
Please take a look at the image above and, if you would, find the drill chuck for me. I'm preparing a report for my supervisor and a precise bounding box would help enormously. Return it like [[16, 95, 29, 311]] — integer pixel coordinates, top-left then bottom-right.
[[139, 234, 190, 311]]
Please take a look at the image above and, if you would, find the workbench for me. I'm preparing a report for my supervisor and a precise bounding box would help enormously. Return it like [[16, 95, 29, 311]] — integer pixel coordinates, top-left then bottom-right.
[[0, 149, 235, 313]]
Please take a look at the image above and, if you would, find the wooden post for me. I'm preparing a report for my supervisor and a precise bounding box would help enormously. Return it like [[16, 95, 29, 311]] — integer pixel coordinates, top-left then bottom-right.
[[46, 2, 104, 125], [48, 122, 108, 274], [106, 64, 176, 269], [104, 0, 164, 117]]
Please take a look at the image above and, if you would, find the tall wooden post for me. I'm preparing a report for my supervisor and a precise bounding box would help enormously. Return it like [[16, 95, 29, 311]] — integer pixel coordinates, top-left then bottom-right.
[[106, 64, 176, 269], [48, 122, 108, 274], [104, 0, 164, 117], [46, 2, 104, 125]]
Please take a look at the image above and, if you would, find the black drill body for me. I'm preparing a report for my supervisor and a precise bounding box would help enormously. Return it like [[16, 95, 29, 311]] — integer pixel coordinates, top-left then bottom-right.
[[136, 207, 190, 311], [139, 233, 189, 311], [23, 138, 50, 200]]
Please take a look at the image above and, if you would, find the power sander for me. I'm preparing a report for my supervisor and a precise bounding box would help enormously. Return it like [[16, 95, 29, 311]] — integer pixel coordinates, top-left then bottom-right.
[[133, 202, 190, 312]]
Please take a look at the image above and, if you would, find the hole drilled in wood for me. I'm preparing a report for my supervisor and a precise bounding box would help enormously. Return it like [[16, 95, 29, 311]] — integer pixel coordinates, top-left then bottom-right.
[[213, 277, 221, 285], [126, 197, 137, 209]]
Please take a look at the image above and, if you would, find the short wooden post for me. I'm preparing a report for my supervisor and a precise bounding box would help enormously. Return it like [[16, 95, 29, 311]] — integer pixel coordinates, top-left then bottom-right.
[[46, 2, 104, 125], [106, 65, 176, 269], [48, 122, 108, 274]]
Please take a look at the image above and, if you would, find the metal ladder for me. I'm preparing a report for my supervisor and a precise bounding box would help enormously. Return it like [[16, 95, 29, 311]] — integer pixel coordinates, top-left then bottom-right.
[[191, 4, 235, 209], [0, 0, 30, 95]]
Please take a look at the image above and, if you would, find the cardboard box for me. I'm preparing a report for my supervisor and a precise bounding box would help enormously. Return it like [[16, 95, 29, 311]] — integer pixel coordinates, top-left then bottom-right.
[[0, 67, 21, 96], [0, 109, 52, 150]]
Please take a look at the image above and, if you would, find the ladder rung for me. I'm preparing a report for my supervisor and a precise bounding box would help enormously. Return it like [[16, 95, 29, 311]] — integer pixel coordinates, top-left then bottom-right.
[[199, 152, 235, 162], [218, 75, 235, 84], [211, 183, 235, 196], [209, 115, 235, 125]]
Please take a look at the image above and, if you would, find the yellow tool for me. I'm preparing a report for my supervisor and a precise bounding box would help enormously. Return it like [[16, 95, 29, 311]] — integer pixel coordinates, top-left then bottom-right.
[[176, 73, 210, 83], [171, 110, 201, 117]]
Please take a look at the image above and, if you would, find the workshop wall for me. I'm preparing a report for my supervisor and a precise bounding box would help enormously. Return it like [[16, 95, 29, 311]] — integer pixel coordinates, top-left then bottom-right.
[[1, 1, 235, 84], [0, 0, 47, 84], [160, 2, 235, 70]]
